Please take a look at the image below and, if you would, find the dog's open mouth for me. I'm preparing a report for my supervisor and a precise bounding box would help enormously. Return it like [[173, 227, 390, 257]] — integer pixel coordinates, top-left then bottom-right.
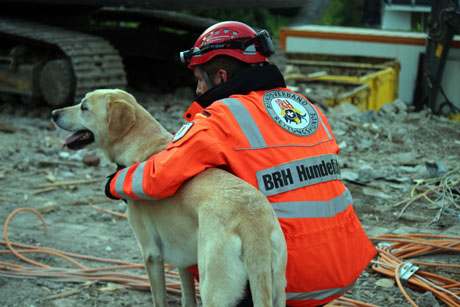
[[65, 130, 95, 150]]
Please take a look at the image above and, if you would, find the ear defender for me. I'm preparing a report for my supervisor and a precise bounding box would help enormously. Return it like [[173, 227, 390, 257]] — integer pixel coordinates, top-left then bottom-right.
[[255, 30, 275, 57]]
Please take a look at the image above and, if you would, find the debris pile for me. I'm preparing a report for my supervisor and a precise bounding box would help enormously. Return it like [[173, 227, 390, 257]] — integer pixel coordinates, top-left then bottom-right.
[[325, 101, 460, 227]]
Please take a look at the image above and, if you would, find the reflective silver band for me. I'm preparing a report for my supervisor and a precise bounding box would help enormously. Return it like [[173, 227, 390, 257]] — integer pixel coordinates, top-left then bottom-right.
[[256, 154, 340, 196], [132, 162, 156, 200], [272, 188, 352, 218], [114, 168, 129, 199], [286, 283, 354, 301], [222, 98, 266, 149], [319, 115, 332, 140], [312, 104, 333, 140]]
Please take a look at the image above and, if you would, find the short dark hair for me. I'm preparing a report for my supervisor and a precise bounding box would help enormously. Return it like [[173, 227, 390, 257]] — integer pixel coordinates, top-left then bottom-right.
[[200, 56, 250, 80]]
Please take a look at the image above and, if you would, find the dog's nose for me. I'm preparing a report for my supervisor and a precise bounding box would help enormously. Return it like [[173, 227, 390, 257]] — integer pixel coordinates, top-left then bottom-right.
[[51, 110, 59, 122]]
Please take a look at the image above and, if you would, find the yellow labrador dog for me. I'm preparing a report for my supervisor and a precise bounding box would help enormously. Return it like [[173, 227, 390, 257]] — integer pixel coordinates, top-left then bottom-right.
[[51, 89, 286, 307]]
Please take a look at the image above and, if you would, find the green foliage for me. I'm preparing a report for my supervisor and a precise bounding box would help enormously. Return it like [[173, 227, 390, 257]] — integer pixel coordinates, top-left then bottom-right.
[[320, 0, 365, 26], [264, 13, 291, 38]]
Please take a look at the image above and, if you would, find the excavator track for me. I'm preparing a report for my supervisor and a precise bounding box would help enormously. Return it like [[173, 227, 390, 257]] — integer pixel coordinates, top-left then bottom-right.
[[0, 17, 127, 104]]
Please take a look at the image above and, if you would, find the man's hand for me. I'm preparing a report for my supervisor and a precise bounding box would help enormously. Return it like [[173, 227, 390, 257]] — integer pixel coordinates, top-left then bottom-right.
[[105, 165, 126, 202]]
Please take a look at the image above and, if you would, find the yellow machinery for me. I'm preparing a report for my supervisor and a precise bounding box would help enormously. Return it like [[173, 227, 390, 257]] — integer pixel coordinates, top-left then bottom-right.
[[284, 53, 400, 111]]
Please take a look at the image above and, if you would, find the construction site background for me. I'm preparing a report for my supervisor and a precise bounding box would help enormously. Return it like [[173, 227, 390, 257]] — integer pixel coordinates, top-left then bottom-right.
[[1, 1, 459, 306]]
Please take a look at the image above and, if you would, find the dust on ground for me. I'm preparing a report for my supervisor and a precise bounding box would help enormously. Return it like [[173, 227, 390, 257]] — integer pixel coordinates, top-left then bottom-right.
[[0, 85, 459, 307]]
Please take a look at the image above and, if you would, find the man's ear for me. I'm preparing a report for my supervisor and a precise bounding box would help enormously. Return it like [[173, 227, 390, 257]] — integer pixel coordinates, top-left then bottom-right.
[[215, 68, 228, 84], [107, 99, 136, 142]]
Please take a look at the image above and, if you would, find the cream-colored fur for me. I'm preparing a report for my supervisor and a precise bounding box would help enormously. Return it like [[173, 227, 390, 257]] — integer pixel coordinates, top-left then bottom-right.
[[52, 89, 287, 307]]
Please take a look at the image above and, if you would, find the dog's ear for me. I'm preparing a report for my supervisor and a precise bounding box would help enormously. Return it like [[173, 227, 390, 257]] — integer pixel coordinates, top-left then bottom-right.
[[107, 99, 136, 142]]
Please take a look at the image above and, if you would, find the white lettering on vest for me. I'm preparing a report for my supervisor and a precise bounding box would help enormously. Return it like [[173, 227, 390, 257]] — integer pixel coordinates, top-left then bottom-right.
[[257, 155, 341, 196]]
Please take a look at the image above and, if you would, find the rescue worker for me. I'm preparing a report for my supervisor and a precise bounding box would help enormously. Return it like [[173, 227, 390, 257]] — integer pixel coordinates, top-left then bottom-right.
[[106, 21, 376, 306]]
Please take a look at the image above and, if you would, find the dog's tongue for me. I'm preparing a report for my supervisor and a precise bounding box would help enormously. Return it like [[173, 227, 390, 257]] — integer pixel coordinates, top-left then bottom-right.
[[64, 130, 94, 150]]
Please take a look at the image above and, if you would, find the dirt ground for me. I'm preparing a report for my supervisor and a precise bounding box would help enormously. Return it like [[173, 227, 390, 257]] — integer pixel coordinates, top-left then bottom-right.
[[0, 80, 459, 306]]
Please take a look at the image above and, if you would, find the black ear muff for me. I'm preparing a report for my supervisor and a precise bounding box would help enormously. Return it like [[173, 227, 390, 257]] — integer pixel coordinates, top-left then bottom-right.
[[255, 30, 275, 57]]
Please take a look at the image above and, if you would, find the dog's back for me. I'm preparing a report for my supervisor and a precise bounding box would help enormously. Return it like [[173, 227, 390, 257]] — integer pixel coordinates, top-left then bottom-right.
[[180, 168, 286, 306]]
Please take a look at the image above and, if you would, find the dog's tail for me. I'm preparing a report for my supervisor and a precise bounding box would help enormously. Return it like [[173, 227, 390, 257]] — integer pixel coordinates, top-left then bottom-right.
[[241, 204, 286, 307]]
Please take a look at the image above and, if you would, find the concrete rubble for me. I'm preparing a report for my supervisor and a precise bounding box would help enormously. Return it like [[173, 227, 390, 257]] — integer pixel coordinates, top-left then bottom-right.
[[325, 101, 460, 228]]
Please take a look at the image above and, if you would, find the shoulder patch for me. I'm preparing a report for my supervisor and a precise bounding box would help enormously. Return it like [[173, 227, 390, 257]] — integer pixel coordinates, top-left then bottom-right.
[[263, 90, 319, 136], [172, 122, 194, 142]]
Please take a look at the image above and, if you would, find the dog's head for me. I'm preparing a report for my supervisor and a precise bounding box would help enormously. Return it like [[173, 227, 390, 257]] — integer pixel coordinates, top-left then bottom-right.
[[51, 89, 137, 151]]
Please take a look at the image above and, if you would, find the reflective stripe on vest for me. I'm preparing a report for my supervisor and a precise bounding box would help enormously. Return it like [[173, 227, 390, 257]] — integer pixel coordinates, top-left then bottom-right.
[[222, 98, 267, 149], [132, 162, 156, 200], [223, 97, 333, 151], [256, 154, 341, 196], [115, 168, 130, 199], [287, 283, 354, 301], [319, 115, 332, 140], [272, 188, 352, 218]]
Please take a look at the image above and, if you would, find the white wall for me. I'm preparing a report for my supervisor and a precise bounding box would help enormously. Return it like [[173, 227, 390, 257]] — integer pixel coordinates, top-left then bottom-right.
[[441, 53, 460, 109], [382, 10, 412, 31]]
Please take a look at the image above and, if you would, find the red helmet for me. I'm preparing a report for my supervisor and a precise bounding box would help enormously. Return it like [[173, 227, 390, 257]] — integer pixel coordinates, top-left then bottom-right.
[[179, 21, 274, 69]]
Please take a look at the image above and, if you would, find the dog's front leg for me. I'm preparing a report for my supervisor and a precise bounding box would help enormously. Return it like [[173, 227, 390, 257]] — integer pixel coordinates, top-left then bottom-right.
[[178, 268, 196, 307], [145, 252, 167, 307]]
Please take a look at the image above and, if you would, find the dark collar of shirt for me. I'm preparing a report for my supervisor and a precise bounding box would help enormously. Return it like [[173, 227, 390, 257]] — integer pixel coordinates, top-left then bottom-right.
[[183, 63, 286, 121]]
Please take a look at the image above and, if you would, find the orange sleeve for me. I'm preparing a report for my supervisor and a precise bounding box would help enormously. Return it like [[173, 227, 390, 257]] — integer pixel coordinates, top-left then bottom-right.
[[110, 108, 231, 200]]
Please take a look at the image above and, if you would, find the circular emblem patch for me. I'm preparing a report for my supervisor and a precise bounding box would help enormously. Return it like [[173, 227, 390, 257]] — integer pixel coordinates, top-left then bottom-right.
[[263, 90, 319, 136]]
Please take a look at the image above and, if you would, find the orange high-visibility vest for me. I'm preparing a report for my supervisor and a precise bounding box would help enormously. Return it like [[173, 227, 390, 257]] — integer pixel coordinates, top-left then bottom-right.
[[111, 88, 376, 306]]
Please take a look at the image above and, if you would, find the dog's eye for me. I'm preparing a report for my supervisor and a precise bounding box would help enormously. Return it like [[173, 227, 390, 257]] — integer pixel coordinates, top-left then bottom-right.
[[81, 104, 88, 111]]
